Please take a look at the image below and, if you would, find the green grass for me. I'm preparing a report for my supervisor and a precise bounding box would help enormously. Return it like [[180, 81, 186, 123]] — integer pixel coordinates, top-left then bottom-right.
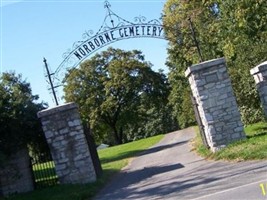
[[193, 122, 267, 161], [2, 134, 163, 200]]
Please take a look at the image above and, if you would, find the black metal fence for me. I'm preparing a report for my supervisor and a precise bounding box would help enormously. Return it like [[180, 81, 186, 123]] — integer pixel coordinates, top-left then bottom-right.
[[30, 151, 58, 189]]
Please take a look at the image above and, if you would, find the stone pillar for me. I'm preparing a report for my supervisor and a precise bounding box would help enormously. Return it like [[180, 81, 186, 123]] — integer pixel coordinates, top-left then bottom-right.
[[185, 58, 246, 152], [37, 103, 96, 184], [0, 149, 34, 196], [250, 61, 267, 117]]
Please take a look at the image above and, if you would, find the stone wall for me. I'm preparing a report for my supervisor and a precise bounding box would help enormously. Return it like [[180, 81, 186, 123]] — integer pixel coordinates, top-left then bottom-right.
[[0, 149, 34, 197], [250, 61, 267, 118], [185, 58, 246, 152], [37, 102, 96, 184]]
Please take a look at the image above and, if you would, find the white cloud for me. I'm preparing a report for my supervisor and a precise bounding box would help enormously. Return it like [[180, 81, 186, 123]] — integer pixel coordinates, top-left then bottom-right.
[[1, 0, 24, 7]]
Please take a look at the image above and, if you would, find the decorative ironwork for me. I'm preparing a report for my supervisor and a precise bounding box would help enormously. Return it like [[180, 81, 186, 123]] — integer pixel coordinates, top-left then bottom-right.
[[147, 19, 162, 25], [45, 1, 165, 105], [104, 0, 111, 9], [134, 15, 146, 24], [43, 58, 59, 105], [82, 30, 94, 40]]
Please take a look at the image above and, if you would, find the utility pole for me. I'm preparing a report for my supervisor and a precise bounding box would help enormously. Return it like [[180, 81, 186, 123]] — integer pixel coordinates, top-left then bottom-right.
[[188, 17, 203, 62], [43, 58, 59, 106]]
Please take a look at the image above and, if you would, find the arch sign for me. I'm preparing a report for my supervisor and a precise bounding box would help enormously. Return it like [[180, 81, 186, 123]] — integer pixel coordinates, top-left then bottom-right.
[[53, 0, 165, 78], [73, 24, 164, 61]]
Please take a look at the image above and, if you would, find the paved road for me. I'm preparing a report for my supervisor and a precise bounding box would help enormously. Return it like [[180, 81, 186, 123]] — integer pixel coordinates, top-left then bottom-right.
[[94, 127, 267, 200]]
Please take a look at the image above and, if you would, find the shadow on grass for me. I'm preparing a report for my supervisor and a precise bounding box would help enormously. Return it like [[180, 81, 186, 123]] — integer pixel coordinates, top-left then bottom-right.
[[247, 131, 267, 139], [4, 169, 119, 200], [248, 124, 267, 132], [100, 140, 188, 164]]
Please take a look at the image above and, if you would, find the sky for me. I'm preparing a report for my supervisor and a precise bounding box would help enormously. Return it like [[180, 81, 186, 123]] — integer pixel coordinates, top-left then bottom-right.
[[1, 0, 168, 107]]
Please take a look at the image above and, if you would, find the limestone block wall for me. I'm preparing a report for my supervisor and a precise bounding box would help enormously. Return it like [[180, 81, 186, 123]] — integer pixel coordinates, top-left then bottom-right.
[[185, 58, 246, 152], [37, 102, 96, 184], [250, 61, 267, 117], [0, 149, 34, 197]]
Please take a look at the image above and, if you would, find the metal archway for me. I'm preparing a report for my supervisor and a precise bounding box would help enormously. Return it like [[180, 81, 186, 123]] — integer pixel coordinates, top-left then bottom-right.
[[43, 1, 167, 107], [42, 1, 208, 148]]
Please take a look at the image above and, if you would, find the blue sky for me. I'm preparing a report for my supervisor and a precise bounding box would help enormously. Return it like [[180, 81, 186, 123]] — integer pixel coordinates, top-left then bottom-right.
[[1, 0, 168, 106]]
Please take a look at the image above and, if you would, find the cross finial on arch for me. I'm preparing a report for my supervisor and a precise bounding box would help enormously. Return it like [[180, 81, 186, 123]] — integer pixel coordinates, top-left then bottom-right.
[[104, 0, 111, 10]]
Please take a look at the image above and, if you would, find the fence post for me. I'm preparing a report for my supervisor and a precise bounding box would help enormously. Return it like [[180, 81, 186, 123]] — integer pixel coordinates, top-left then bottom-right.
[[37, 102, 97, 184], [185, 58, 245, 152], [250, 61, 267, 118], [0, 149, 34, 197]]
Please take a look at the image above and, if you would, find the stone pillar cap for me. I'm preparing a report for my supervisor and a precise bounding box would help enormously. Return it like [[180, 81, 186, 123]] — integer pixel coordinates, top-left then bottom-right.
[[37, 102, 78, 118], [185, 57, 225, 77], [250, 61, 267, 75]]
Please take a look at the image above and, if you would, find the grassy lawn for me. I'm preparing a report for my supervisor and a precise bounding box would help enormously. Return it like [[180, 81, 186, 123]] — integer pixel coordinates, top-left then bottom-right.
[[3, 134, 163, 200], [193, 122, 267, 161]]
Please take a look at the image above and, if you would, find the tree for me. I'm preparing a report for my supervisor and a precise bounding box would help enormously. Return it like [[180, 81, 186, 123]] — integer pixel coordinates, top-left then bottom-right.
[[64, 47, 176, 145], [0, 72, 47, 166], [216, 0, 267, 124], [163, 0, 266, 126], [163, 0, 222, 128]]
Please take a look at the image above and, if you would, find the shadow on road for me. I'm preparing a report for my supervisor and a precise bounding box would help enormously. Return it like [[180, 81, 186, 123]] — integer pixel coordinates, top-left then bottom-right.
[[97, 162, 220, 200], [97, 157, 267, 199], [95, 128, 267, 200], [101, 140, 188, 164], [124, 163, 185, 183], [139, 140, 188, 156]]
